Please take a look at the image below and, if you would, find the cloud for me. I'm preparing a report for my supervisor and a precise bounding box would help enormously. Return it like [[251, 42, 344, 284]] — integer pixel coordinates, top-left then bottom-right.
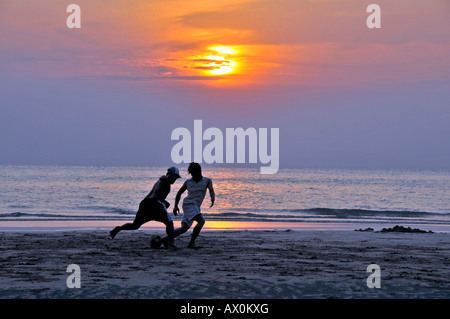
[[191, 59, 229, 65], [100, 75, 228, 81], [177, 0, 450, 45], [2, 0, 449, 89], [191, 66, 220, 70]]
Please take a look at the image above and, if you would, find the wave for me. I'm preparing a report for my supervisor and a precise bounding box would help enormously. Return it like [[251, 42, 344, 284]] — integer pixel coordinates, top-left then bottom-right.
[[0, 211, 133, 220], [0, 215, 132, 221], [287, 208, 450, 218], [0, 212, 66, 218], [201, 208, 450, 225], [215, 207, 449, 218], [1, 207, 448, 225], [75, 205, 135, 215]]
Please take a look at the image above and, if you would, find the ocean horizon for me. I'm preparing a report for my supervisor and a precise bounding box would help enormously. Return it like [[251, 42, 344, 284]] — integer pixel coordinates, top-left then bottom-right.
[[1, 164, 449, 232]]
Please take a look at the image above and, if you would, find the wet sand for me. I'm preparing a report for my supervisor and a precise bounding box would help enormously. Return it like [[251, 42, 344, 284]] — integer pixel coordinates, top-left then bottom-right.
[[0, 229, 448, 298]]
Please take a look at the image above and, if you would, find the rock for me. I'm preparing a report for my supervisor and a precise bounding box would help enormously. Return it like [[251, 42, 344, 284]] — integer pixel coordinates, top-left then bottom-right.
[[378, 225, 433, 233], [354, 228, 374, 232]]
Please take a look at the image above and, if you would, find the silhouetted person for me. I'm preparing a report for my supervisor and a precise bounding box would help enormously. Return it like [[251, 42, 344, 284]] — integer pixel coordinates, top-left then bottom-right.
[[163, 162, 215, 248], [110, 167, 181, 249]]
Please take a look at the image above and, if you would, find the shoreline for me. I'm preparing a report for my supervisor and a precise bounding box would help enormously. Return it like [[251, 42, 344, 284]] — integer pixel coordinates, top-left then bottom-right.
[[0, 219, 448, 233], [1, 228, 448, 298]]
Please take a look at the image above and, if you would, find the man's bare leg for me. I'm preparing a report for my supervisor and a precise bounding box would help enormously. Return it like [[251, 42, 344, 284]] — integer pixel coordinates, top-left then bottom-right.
[[110, 221, 141, 239], [188, 214, 205, 248], [162, 222, 189, 248], [165, 221, 177, 249]]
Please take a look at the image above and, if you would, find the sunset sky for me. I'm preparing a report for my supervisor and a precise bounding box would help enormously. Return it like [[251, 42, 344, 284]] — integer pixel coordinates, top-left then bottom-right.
[[1, 0, 449, 169]]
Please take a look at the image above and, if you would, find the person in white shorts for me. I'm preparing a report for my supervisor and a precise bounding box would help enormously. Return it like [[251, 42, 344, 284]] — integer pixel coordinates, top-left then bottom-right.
[[163, 162, 215, 248]]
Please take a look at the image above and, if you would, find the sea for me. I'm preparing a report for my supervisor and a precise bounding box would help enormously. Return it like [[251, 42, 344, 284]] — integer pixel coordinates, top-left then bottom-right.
[[0, 165, 449, 232]]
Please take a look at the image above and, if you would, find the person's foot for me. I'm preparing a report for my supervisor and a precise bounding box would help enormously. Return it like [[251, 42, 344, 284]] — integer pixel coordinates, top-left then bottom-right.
[[167, 242, 178, 250], [161, 237, 169, 248], [188, 242, 197, 249], [110, 227, 119, 239]]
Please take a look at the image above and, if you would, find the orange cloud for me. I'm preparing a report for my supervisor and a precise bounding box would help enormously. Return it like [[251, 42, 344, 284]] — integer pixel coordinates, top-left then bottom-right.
[[1, 0, 449, 89]]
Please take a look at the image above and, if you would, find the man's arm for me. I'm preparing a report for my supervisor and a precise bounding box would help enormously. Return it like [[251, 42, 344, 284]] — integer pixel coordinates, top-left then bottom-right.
[[173, 182, 187, 215], [208, 179, 215, 207]]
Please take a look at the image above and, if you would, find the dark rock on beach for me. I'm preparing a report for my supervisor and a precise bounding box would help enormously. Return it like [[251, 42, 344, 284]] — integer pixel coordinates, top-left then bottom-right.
[[354, 228, 374, 232], [378, 225, 433, 234]]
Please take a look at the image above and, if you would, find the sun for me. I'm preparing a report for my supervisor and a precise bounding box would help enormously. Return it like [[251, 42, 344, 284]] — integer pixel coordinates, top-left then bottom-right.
[[203, 55, 236, 75], [209, 62, 235, 75], [189, 46, 239, 76]]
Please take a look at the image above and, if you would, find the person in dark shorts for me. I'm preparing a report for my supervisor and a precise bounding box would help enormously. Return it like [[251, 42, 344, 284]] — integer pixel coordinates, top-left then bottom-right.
[[109, 167, 181, 249]]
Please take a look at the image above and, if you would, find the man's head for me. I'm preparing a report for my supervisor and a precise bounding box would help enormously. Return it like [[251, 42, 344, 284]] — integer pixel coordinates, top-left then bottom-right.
[[166, 166, 181, 184], [187, 162, 202, 177]]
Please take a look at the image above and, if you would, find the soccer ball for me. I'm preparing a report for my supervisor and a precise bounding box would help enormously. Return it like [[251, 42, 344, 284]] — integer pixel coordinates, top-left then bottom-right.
[[150, 235, 162, 248]]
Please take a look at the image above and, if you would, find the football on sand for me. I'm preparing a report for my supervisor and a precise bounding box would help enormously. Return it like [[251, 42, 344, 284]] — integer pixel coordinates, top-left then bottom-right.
[[150, 235, 162, 248]]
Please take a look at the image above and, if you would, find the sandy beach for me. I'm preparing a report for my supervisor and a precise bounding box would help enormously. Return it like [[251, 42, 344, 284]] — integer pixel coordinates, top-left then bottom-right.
[[0, 228, 448, 299]]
